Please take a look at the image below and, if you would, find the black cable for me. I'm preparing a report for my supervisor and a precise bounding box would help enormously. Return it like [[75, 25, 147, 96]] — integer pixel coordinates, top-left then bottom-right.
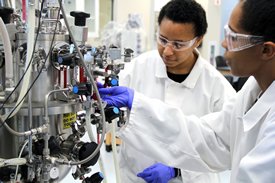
[[0, 5, 61, 127], [0, 1, 44, 110]]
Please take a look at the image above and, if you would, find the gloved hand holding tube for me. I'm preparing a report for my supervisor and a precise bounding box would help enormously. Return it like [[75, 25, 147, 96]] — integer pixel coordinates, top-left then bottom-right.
[[137, 163, 176, 183], [98, 86, 134, 110]]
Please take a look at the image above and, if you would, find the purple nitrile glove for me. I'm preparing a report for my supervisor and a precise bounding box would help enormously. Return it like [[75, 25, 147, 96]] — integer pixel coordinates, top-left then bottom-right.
[[137, 163, 176, 183], [91, 82, 108, 99], [98, 86, 134, 110], [96, 81, 105, 89]]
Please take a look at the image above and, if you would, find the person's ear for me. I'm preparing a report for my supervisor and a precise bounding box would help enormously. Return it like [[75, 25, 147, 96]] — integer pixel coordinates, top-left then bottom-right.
[[195, 35, 204, 48], [261, 42, 275, 60]]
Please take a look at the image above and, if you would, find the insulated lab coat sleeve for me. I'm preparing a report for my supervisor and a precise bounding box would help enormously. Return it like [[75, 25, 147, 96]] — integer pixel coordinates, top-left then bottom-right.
[[117, 91, 234, 173]]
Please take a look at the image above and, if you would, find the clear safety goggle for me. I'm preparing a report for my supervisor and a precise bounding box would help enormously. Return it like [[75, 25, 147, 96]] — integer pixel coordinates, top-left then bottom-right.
[[224, 23, 265, 52], [156, 30, 197, 51]]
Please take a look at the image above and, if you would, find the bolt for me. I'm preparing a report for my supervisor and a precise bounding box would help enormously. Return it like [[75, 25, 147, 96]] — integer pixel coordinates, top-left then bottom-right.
[[18, 47, 24, 52]]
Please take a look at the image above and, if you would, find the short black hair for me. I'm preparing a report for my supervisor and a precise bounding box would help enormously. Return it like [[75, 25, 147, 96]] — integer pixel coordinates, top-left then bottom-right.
[[239, 0, 275, 42], [158, 0, 207, 37]]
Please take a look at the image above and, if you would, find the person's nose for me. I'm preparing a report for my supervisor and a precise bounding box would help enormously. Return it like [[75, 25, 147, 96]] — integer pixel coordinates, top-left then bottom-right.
[[222, 39, 227, 50], [163, 43, 174, 55]]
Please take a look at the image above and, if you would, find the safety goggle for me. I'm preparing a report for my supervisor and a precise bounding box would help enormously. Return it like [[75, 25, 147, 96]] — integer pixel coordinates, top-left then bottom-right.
[[156, 30, 197, 51], [224, 23, 265, 52]]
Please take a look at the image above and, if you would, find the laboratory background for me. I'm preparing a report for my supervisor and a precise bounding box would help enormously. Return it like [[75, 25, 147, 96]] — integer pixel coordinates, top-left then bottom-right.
[[0, 0, 239, 183]]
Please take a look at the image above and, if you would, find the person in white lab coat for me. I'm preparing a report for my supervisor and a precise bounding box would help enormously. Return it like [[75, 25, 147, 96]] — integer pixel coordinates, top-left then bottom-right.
[[99, 0, 275, 182], [116, 0, 235, 182]]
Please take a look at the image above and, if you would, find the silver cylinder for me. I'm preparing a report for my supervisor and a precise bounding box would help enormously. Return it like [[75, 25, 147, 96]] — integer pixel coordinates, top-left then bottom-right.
[[15, 33, 68, 102], [0, 0, 11, 8]]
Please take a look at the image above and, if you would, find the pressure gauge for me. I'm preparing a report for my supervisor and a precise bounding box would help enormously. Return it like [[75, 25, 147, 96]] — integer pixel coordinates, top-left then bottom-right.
[[49, 167, 60, 179]]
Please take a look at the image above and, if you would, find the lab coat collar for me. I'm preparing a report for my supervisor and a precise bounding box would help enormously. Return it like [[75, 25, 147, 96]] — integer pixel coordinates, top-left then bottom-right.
[[155, 49, 203, 88], [155, 56, 167, 78], [242, 80, 275, 132]]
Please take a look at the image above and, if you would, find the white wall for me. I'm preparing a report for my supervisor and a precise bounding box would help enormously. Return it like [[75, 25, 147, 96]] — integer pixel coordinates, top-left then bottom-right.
[[114, 0, 152, 51], [112, 0, 234, 62], [154, 0, 169, 11], [196, 0, 222, 64], [219, 0, 239, 55]]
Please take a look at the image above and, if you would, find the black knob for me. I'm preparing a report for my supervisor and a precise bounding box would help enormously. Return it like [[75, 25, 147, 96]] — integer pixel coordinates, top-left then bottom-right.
[[104, 107, 120, 123], [84, 172, 104, 183], [106, 75, 118, 87], [0, 7, 13, 24], [109, 44, 118, 49], [48, 136, 61, 155], [73, 82, 92, 96], [70, 11, 90, 26], [32, 136, 61, 156], [79, 142, 100, 167], [58, 54, 72, 66], [0, 167, 21, 182]]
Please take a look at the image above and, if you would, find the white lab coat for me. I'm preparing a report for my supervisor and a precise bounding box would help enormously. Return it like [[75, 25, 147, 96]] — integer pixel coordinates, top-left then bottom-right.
[[117, 76, 275, 183], [118, 50, 236, 183]]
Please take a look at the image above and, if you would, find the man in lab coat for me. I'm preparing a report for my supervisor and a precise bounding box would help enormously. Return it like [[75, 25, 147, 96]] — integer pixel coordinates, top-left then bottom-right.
[[114, 0, 235, 182], [99, 0, 275, 182]]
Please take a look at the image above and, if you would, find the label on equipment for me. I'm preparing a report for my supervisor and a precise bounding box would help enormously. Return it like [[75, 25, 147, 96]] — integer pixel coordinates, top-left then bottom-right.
[[63, 112, 77, 130]]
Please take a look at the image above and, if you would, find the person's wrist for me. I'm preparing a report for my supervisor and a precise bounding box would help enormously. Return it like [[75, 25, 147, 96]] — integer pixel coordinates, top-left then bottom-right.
[[174, 168, 178, 177], [128, 88, 134, 110], [169, 166, 176, 178]]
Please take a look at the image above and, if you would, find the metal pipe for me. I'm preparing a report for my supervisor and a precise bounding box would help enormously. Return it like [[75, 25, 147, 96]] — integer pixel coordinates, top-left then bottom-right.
[[42, 88, 70, 183], [28, 88, 33, 161], [1, 118, 46, 136], [44, 88, 70, 153]]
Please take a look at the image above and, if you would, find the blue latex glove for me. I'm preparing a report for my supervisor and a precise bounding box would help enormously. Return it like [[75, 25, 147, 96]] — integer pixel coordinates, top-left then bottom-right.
[[137, 163, 175, 183], [98, 86, 134, 110]]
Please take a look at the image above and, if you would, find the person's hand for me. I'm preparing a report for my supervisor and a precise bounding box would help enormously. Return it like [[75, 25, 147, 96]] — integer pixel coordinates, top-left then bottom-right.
[[92, 82, 108, 100], [96, 81, 105, 89], [98, 86, 134, 110], [137, 163, 175, 183]]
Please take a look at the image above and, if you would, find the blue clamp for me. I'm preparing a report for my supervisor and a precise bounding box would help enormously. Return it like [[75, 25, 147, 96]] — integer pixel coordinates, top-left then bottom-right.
[[111, 78, 118, 86], [99, 172, 104, 178], [91, 46, 96, 55], [58, 57, 63, 64], [73, 86, 79, 94], [113, 107, 119, 114]]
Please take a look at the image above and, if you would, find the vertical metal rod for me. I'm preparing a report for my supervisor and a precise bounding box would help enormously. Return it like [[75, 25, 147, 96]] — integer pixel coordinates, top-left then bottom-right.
[[28, 75, 33, 161]]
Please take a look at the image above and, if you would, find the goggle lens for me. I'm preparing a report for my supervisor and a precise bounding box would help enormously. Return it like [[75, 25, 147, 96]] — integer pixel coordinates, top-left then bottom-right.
[[224, 23, 265, 52], [156, 31, 197, 51]]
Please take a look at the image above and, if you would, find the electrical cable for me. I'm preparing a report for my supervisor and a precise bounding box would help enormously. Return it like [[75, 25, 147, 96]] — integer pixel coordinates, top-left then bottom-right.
[[0, 3, 60, 130], [0, 1, 44, 111]]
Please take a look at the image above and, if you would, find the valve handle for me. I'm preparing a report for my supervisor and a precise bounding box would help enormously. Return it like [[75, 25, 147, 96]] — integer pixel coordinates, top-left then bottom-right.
[[70, 11, 90, 26]]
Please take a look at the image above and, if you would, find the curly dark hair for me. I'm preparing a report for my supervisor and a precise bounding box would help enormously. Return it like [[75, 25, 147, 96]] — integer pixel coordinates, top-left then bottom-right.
[[239, 0, 275, 42], [158, 0, 207, 37]]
